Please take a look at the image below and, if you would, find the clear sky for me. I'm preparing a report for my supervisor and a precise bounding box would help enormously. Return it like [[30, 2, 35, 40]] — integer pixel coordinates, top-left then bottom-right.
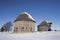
[[0, 0, 60, 30]]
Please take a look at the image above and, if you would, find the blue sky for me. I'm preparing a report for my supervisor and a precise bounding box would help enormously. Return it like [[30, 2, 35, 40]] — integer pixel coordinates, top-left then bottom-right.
[[0, 0, 60, 30]]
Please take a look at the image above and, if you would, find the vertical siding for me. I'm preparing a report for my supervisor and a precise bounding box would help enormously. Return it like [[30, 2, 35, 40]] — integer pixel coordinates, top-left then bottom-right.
[[14, 21, 35, 32]]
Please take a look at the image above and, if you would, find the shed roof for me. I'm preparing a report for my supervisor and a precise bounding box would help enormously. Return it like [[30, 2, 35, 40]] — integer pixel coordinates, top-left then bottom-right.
[[38, 20, 52, 26]]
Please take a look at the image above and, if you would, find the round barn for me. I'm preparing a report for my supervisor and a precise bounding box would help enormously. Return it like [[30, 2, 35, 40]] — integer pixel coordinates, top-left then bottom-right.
[[14, 12, 35, 33]]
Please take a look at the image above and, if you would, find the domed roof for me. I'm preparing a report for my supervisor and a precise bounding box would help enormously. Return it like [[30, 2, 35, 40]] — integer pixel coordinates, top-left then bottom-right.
[[14, 12, 35, 22]]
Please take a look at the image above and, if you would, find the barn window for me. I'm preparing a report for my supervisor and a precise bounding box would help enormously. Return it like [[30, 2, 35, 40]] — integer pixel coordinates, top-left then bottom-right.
[[21, 27, 24, 31], [26, 27, 27, 29], [22, 27, 24, 29], [16, 27, 18, 29], [30, 27, 32, 31], [16, 27, 18, 31]]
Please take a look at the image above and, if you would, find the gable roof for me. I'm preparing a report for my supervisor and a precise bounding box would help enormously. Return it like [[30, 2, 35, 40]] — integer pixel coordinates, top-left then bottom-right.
[[38, 20, 52, 26], [14, 12, 35, 22]]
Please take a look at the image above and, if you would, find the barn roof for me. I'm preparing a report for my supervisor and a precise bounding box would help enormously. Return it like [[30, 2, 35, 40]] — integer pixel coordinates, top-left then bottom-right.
[[14, 12, 35, 22], [38, 20, 52, 26]]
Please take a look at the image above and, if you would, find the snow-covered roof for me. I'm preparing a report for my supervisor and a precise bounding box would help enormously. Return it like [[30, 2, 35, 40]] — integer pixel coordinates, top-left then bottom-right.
[[14, 12, 35, 22], [43, 20, 49, 23], [22, 12, 35, 21], [38, 20, 52, 26]]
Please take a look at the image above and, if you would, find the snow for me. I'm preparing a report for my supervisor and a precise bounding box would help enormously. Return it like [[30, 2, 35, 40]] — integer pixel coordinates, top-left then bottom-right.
[[43, 20, 49, 23], [22, 12, 35, 21], [0, 31, 60, 40]]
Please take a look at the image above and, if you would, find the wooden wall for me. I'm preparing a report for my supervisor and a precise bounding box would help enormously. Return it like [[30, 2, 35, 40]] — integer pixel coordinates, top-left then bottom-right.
[[14, 21, 35, 32]]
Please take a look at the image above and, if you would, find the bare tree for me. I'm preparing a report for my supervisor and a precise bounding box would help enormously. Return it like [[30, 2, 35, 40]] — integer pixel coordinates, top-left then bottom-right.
[[1, 21, 13, 32]]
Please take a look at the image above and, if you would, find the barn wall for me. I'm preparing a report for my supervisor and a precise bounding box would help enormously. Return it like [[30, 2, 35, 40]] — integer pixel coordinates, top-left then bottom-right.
[[14, 21, 35, 32], [38, 26, 50, 31]]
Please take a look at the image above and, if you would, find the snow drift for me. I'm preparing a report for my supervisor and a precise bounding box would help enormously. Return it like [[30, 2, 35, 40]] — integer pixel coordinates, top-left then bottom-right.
[[0, 31, 60, 40]]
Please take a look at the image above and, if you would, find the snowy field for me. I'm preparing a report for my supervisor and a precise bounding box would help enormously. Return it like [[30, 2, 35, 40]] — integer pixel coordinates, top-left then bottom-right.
[[0, 31, 60, 40]]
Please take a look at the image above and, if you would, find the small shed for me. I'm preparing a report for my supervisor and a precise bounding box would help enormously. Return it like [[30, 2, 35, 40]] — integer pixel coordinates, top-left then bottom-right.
[[38, 20, 52, 31]]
